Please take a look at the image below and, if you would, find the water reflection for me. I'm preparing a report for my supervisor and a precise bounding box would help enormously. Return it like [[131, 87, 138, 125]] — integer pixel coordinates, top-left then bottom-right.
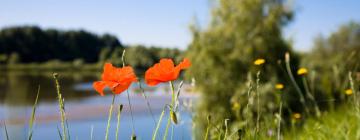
[[0, 71, 98, 105], [0, 72, 196, 139]]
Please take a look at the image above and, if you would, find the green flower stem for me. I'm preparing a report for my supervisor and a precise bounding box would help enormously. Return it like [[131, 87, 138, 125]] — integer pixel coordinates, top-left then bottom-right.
[[163, 81, 176, 140], [127, 90, 136, 138], [105, 94, 116, 140], [138, 81, 156, 125], [255, 71, 261, 134], [204, 115, 211, 140], [284, 53, 309, 115], [302, 77, 321, 117], [115, 104, 123, 140]]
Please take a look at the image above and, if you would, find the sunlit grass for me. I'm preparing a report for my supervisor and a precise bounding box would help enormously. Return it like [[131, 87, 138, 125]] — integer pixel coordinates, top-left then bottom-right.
[[284, 104, 360, 140]]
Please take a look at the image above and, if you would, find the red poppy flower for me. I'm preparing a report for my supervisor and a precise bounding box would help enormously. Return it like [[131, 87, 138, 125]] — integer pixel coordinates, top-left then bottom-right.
[[93, 63, 137, 96], [145, 58, 191, 86]]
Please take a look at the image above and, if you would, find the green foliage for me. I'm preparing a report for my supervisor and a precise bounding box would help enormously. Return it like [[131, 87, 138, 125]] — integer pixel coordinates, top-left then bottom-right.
[[107, 45, 183, 70], [284, 103, 360, 140], [124, 45, 156, 69], [187, 0, 298, 137], [185, 0, 303, 139], [306, 22, 360, 71], [303, 22, 360, 109], [0, 26, 122, 63]]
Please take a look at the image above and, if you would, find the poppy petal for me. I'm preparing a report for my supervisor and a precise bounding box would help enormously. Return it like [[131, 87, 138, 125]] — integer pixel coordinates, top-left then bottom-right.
[[172, 58, 191, 79], [145, 66, 167, 86], [178, 58, 191, 69], [93, 81, 107, 96], [104, 81, 119, 89], [158, 59, 175, 73], [102, 63, 117, 81], [118, 66, 138, 83], [144, 58, 192, 86], [112, 83, 131, 94], [145, 78, 163, 86]]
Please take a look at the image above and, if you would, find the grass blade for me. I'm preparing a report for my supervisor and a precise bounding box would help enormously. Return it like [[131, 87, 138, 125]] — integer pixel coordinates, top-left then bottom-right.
[[4, 121, 9, 140], [28, 85, 40, 140], [152, 106, 167, 140], [204, 115, 211, 140], [57, 126, 63, 140]]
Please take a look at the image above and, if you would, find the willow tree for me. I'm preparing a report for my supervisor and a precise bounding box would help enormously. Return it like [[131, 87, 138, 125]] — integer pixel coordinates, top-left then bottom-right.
[[186, 0, 300, 138]]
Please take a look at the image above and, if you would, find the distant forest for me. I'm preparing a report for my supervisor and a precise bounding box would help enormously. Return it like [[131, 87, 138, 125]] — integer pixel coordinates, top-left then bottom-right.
[[0, 26, 183, 68]]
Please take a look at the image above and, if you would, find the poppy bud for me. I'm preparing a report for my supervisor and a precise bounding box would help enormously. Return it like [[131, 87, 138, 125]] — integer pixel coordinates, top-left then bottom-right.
[[170, 111, 178, 124], [119, 104, 123, 112], [285, 52, 290, 63]]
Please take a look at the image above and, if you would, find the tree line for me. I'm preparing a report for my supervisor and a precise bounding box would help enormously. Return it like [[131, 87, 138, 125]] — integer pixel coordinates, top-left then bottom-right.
[[0, 26, 183, 70]]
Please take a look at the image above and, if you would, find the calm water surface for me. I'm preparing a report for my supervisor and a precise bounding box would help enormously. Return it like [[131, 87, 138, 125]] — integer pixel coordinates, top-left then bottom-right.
[[0, 72, 196, 140]]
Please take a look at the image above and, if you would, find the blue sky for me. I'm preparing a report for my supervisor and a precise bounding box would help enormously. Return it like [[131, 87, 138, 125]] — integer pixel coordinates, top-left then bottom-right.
[[0, 0, 359, 51]]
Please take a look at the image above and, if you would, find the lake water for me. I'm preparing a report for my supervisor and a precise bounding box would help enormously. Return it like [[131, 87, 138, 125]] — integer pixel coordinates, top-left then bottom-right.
[[0, 72, 197, 140]]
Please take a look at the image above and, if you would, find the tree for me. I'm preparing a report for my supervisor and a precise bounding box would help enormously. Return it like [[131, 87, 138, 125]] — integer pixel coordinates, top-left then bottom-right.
[[185, 0, 299, 138]]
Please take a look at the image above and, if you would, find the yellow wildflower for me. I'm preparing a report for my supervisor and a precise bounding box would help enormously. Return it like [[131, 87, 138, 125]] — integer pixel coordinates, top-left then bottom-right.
[[345, 89, 353, 95], [275, 83, 284, 90], [293, 113, 301, 119], [297, 68, 308, 76], [232, 102, 240, 110], [254, 58, 265, 66]]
